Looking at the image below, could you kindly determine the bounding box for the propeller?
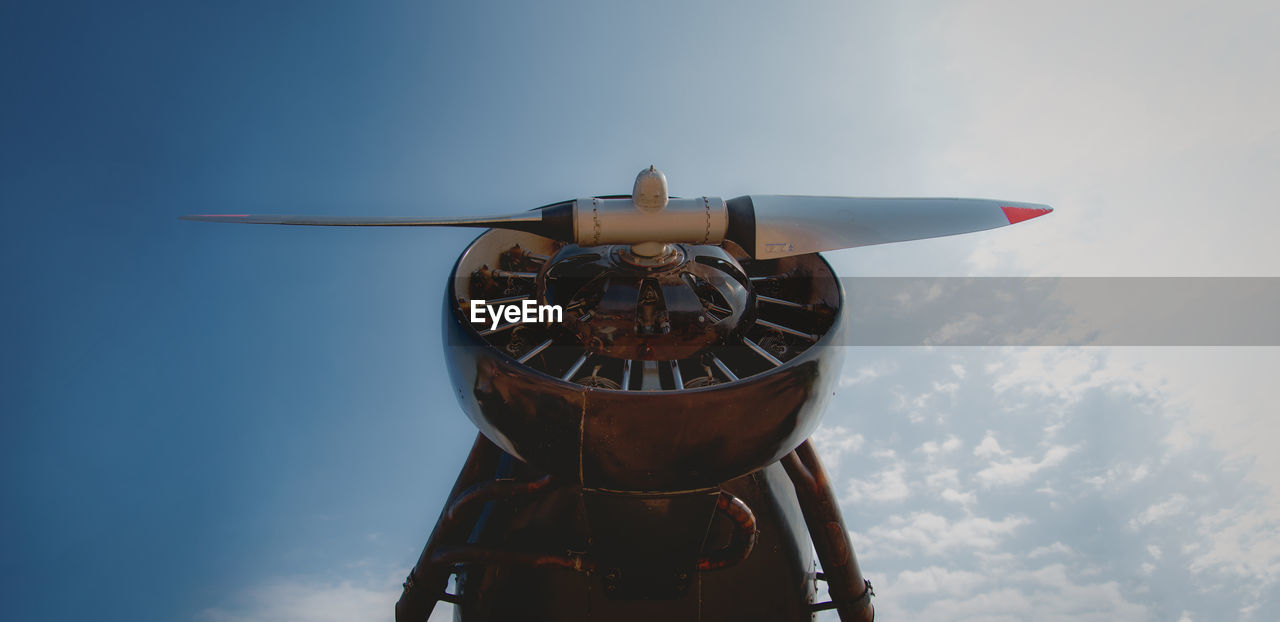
[181,200,576,238]
[731,195,1052,258]
[183,169,1051,259]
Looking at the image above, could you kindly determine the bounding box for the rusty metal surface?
[408,232,857,620]
[538,243,754,361]
[396,433,503,622]
[432,545,593,573]
[443,474,555,524]
[444,461,815,622]
[443,233,847,492]
[583,488,720,601]
[782,440,874,622]
[696,492,758,571]
[698,462,816,621]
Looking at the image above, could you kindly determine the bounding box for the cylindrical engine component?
[396,433,504,622]
[783,440,875,621]
[572,197,728,247]
[538,243,754,361]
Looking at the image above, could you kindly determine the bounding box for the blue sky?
[4,1,1279,620]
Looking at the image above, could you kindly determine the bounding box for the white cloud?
[811,424,865,474]
[876,563,1149,622]
[892,281,946,310]
[916,0,1280,280]
[840,361,897,387]
[883,565,987,597]
[1028,542,1073,559]
[855,512,1029,558]
[1163,421,1197,454]
[987,348,1154,409]
[975,444,1078,488]
[1082,463,1155,490]
[973,431,1009,459]
[924,467,960,489]
[1129,494,1190,529]
[932,381,959,396]
[925,312,984,345]
[920,435,962,456]
[940,488,976,506]
[888,2,1280,612]
[826,344,1280,619]
[1130,464,1150,483]
[897,381,962,424]
[1190,503,1280,587]
[1131,349,1280,502]
[198,572,453,622]
[847,462,911,504]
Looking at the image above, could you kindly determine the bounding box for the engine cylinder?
[538,243,754,361]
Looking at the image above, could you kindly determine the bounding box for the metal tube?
[782,440,874,622]
[709,354,739,382]
[431,545,594,573]
[442,475,555,524]
[517,338,553,364]
[756,318,818,342]
[491,270,538,279]
[561,353,590,381]
[756,294,809,310]
[696,491,759,571]
[396,434,503,622]
[479,322,518,336]
[744,337,784,367]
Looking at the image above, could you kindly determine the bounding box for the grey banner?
[835,277,1280,346]
[445,278,1280,347]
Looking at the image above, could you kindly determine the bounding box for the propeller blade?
[181,202,576,241]
[727,196,1052,258]
[181,213,535,226]
[183,194,1052,259]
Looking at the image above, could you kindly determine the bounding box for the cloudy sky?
[4,1,1277,620]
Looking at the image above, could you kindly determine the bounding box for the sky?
[3,1,1278,620]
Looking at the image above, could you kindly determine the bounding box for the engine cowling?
[444,229,846,491]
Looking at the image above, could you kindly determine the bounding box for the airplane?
[184,167,1051,621]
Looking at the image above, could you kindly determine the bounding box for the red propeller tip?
[1001,206,1052,224]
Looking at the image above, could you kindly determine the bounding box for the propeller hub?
[632,165,669,213]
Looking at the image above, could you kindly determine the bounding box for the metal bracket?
[810,578,874,613]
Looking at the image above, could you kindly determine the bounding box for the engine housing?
[444,229,845,491]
